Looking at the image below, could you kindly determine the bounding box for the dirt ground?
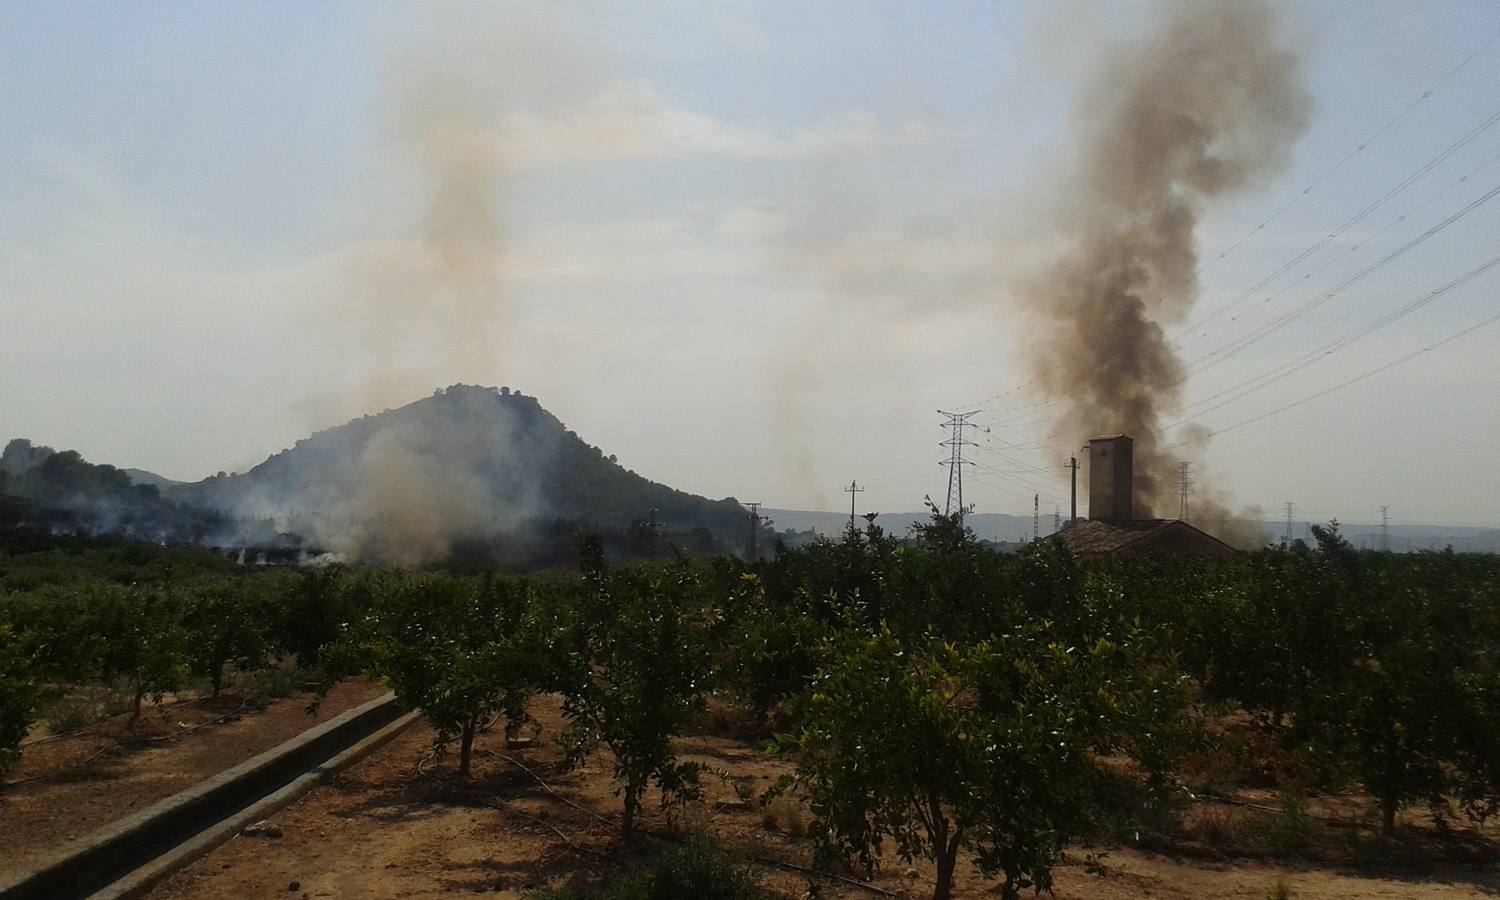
[148,695,1500,900]
[0,678,387,870]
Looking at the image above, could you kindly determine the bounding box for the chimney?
[1087,434,1134,522]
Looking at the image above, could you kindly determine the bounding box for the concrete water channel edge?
[0,691,419,900]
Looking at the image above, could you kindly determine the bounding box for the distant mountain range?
[767,509,1043,546]
[767,508,1500,554]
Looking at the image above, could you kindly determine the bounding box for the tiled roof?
[1057,518,1173,555]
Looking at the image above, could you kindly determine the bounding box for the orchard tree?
[183,579,273,697]
[1292,530,1500,836]
[556,562,713,833]
[713,570,826,721]
[0,623,38,772]
[789,623,1110,900]
[274,568,354,668]
[327,573,535,778]
[88,585,191,725]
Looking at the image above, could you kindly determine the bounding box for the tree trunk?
[458,716,477,779]
[926,795,962,900]
[129,678,145,727]
[1381,789,1397,838]
[622,787,637,835]
[932,835,961,900]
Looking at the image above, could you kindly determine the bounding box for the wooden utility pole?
[844,480,864,532]
[1066,456,1080,524]
[745,502,772,560]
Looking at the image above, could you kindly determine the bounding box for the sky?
[4,0,1500,528]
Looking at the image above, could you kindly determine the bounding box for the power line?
[972,458,1060,500]
[1165,304,1500,450]
[1182,144,1500,354]
[1183,179,1500,376]
[1175,100,1500,344]
[956,30,1500,417]
[1168,251,1500,428]
[1189,25,1500,287]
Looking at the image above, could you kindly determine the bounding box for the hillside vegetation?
[3,386,763,567]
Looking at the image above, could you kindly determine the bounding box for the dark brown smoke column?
[1024,0,1310,516]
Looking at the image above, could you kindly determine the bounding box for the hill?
[123,468,183,492]
[168,385,755,566]
[0,439,228,543]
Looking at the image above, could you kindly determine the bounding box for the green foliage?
[94,585,193,722]
[536,838,769,900]
[1285,528,1500,836]
[274,569,354,668]
[324,572,537,777]
[5,503,1500,875]
[0,623,39,771]
[183,579,274,696]
[556,561,713,832]
[713,570,826,720]
[788,623,1106,900]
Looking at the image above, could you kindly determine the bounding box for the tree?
[715,571,825,721]
[327,573,535,778]
[274,568,354,668]
[1290,530,1500,837]
[183,579,272,697]
[556,563,713,833]
[0,623,38,772]
[789,624,1106,900]
[93,585,191,725]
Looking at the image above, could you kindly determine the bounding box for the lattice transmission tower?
[1177,462,1194,522]
[937,409,979,516]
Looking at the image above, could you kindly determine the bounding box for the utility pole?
[1177,462,1194,522]
[646,507,660,561]
[1066,455,1080,523]
[1380,505,1390,553]
[745,502,772,561]
[1033,494,1040,542]
[844,480,864,531]
[938,410,979,516]
[1283,502,1295,546]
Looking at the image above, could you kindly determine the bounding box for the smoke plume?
[1020,0,1310,531]
[303,7,597,563]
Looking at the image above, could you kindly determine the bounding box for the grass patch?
[760,795,807,838]
[534,838,770,900]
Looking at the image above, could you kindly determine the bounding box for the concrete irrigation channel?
[0,692,419,900]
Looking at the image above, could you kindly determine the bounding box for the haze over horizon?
[5,1,1500,528]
